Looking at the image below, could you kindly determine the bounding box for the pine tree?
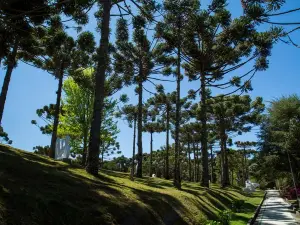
[143,109,164,177]
[155,0,199,189]
[117,104,138,180]
[209,95,264,187]
[235,141,257,185]
[86,0,159,176]
[183,0,278,187]
[147,88,176,179]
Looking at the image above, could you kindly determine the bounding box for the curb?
[247,191,267,225]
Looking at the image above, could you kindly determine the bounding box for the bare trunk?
[200,71,209,187]
[0,40,18,123]
[165,105,170,179]
[193,142,196,182]
[50,62,64,159]
[220,122,230,187]
[82,94,90,165]
[188,142,191,181]
[82,127,88,166]
[197,143,200,182]
[173,41,181,189]
[243,146,247,183]
[210,145,214,183]
[136,76,143,178]
[149,131,153,177]
[86,0,111,175]
[130,117,137,180]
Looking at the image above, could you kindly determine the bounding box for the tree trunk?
[197,143,200,182]
[243,146,247,183]
[231,170,234,186]
[188,142,191,181]
[86,0,111,175]
[200,71,209,187]
[101,142,105,168]
[165,105,170,179]
[130,117,137,180]
[136,76,143,178]
[224,137,229,186]
[193,142,196,182]
[149,131,153,177]
[220,124,230,187]
[210,145,214,183]
[0,40,18,123]
[173,40,181,189]
[49,61,64,159]
[82,127,88,166]
[82,93,91,166]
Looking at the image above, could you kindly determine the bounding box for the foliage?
[255,95,300,186]
[0,126,12,144]
[231,200,245,213]
[218,210,232,225]
[33,145,50,156]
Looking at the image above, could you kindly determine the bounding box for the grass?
[0,144,264,225]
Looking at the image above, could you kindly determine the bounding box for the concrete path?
[255,190,297,225]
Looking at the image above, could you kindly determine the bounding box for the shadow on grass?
[0,145,189,225]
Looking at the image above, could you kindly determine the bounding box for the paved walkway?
[255,190,297,225]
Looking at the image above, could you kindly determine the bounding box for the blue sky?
[1,0,299,158]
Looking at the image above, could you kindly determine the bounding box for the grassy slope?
[0,145,263,225]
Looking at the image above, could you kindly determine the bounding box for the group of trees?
[0,0,299,189]
[252,95,300,189]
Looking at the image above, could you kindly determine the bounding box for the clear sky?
[1,0,299,158]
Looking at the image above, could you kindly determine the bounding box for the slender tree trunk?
[220,141,224,185]
[210,145,214,183]
[231,170,234,186]
[224,136,229,186]
[100,142,105,168]
[188,142,191,181]
[82,93,91,165]
[165,105,170,179]
[193,142,196,182]
[82,127,88,166]
[130,117,137,180]
[220,124,230,187]
[49,62,64,159]
[173,14,182,189]
[86,0,111,175]
[149,131,153,177]
[136,76,143,178]
[200,71,209,187]
[0,40,18,123]
[243,146,247,182]
[82,95,90,166]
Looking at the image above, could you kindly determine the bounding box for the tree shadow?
[0,146,193,225]
[134,177,174,189]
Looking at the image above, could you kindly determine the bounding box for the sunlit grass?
[0,144,263,225]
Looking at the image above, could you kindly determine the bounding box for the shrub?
[231,199,245,212]
[218,210,232,225]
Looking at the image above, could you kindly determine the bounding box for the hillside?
[0,145,263,225]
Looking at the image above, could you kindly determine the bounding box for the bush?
[218,210,232,225]
[231,199,245,212]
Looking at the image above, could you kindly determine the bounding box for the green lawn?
[0,144,264,225]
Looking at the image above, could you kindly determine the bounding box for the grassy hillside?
[0,145,263,225]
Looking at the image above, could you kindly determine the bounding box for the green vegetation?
[1,1,300,224]
[0,145,263,225]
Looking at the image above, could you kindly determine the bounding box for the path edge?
[247,191,267,225]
